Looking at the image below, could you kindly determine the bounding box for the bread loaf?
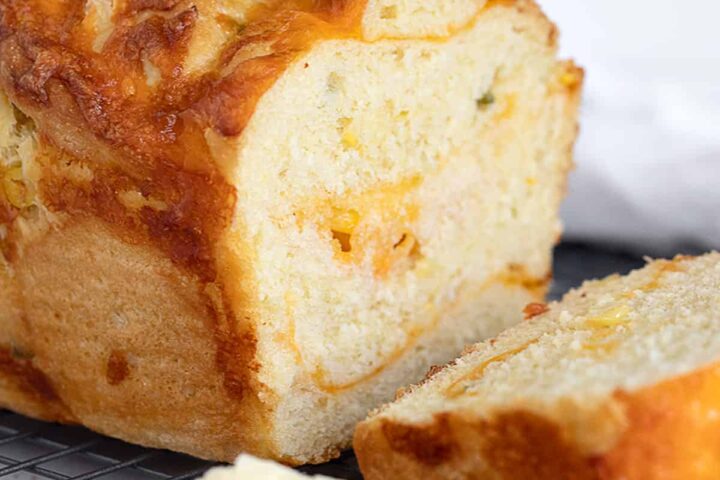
[0,0,580,463]
[355,253,720,479]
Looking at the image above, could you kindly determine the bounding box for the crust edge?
[355,361,720,480]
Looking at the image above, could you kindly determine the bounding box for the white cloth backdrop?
[539,1,720,254]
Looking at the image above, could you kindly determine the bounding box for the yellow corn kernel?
[581,304,631,354]
[585,304,631,329]
[330,207,360,234]
[341,130,359,149]
[339,117,360,150]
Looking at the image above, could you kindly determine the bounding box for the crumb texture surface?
[356,253,720,479]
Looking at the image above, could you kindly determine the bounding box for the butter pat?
[202,455,338,480]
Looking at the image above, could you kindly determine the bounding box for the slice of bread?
[355,253,720,479]
[0,0,580,464]
[202,455,337,480]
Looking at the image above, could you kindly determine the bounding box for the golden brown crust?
[598,363,720,479]
[355,363,720,480]
[355,409,597,480]
[0,347,76,422]
[1,216,273,461]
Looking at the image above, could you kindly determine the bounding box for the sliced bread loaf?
[355,253,720,479]
[0,0,580,463]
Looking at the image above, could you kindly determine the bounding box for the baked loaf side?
[0,0,581,463]
[355,253,720,480]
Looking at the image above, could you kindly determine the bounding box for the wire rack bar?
[0,411,217,479]
[0,430,39,446]
[23,466,72,480]
[166,467,219,480]
[0,440,100,476]
[69,451,163,480]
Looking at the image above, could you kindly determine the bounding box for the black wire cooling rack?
[0,410,362,480]
[0,243,646,480]
[0,410,217,480]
